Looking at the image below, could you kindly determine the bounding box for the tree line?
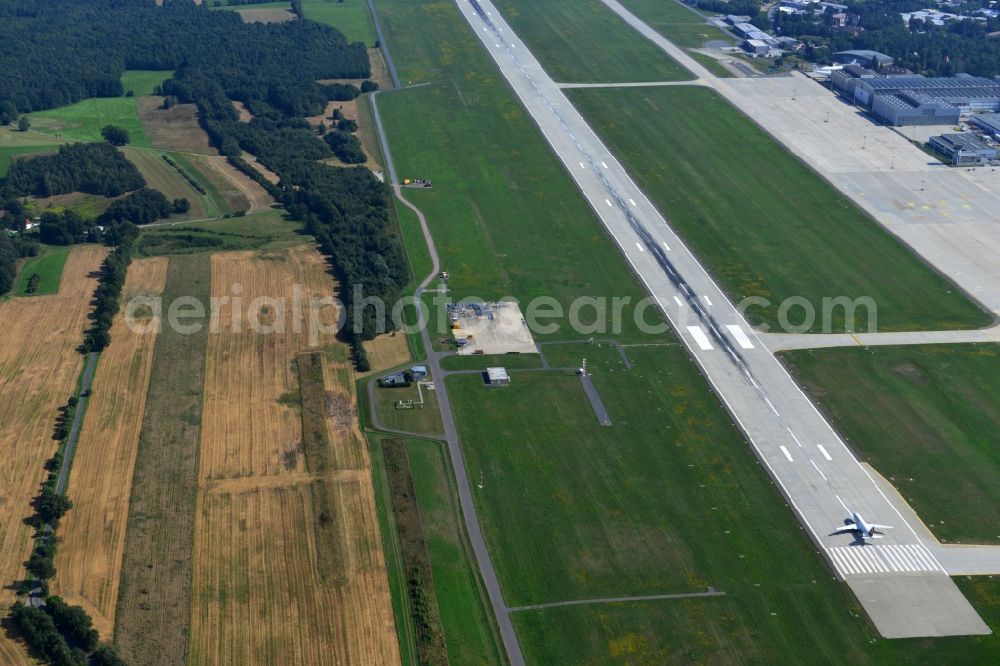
[2,143,145,199]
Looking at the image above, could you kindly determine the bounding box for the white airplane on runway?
[832,512,892,542]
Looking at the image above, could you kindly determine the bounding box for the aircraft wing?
[870,524,893,531]
[831,525,856,534]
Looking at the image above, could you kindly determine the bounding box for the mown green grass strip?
[568,86,989,332]
[783,344,1000,545]
[494,0,692,83]
[14,247,71,296]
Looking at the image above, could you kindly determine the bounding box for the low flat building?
[743,38,769,56]
[410,365,428,380]
[928,133,998,165]
[485,367,510,386]
[971,113,1000,137]
[379,372,409,387]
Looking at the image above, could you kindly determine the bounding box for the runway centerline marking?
[810,459,827,481]
[703,295,713,306]
[604,199,612,207]
[636,243,645,253]
[629,198,637,206]
[686,326,713,350]
[601,161,608,169]
[662,241,671,251]
[779,445,794,462]
[673,296,684,307]
[725,325,754,350]
[764,396,779,416]
[817,444,833,461]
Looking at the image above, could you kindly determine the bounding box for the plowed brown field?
[188,247,399,665]
[0,246,107,664]
[51,257,168,638]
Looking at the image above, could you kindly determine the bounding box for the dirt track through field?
[188,247,400,665]
[0,246,107,664]
[52,258,168,638]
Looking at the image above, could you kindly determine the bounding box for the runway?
[454,0,991,637]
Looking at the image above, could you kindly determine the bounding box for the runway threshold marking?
[686,326,713,350]
[829,545,941,575]
[817,444,833,461]
[725,325,754,349]
[779,445,793,462]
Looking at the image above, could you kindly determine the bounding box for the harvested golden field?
[361,331,411,375]
[243,152,280,184]
[193,154,273,213]
[189,247,399,665]
[51,257,168,639]
[122,146,210,220]
[138,96,218,155]
[0,246,107,663]
[237,7,296,23]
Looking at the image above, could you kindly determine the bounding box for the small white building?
[485,367,510,386]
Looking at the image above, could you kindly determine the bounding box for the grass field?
[0,246,106,665]
[13,246,71,296]
[619,0,735,49]
[114,253,210,664]
[375,0,670,344]
[373,379,443,437]
[0,126,66,176]
[29,97,152,147]
[567,86,989,332]
[494,0,691,83]
[188,247,399,665]
[302,0,377,45]
[120,70,173,96]
[783,344,1000,545]
[52,258,168,638]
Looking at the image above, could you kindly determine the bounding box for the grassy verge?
[28,97,151,147]
[440,354,543,371]
[619,0,734,49]
[381,438,448,665]
[367,434,420,665]
[113,253,209,663]
[688,50,735,77]
[406,438,507,665]
[14,247,71,296]
[567,86,989,332]
[782,344,1000,545]
[493,0,691,83]
[302,0,377,45]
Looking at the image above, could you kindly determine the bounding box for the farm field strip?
[188,246,399,665]
[0,246,107,664]
[52,257,169,638]
[28,97,152,147]
[121,146,215,220]
[114,253,211,664]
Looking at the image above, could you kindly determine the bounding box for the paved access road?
[455,0,990,638]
